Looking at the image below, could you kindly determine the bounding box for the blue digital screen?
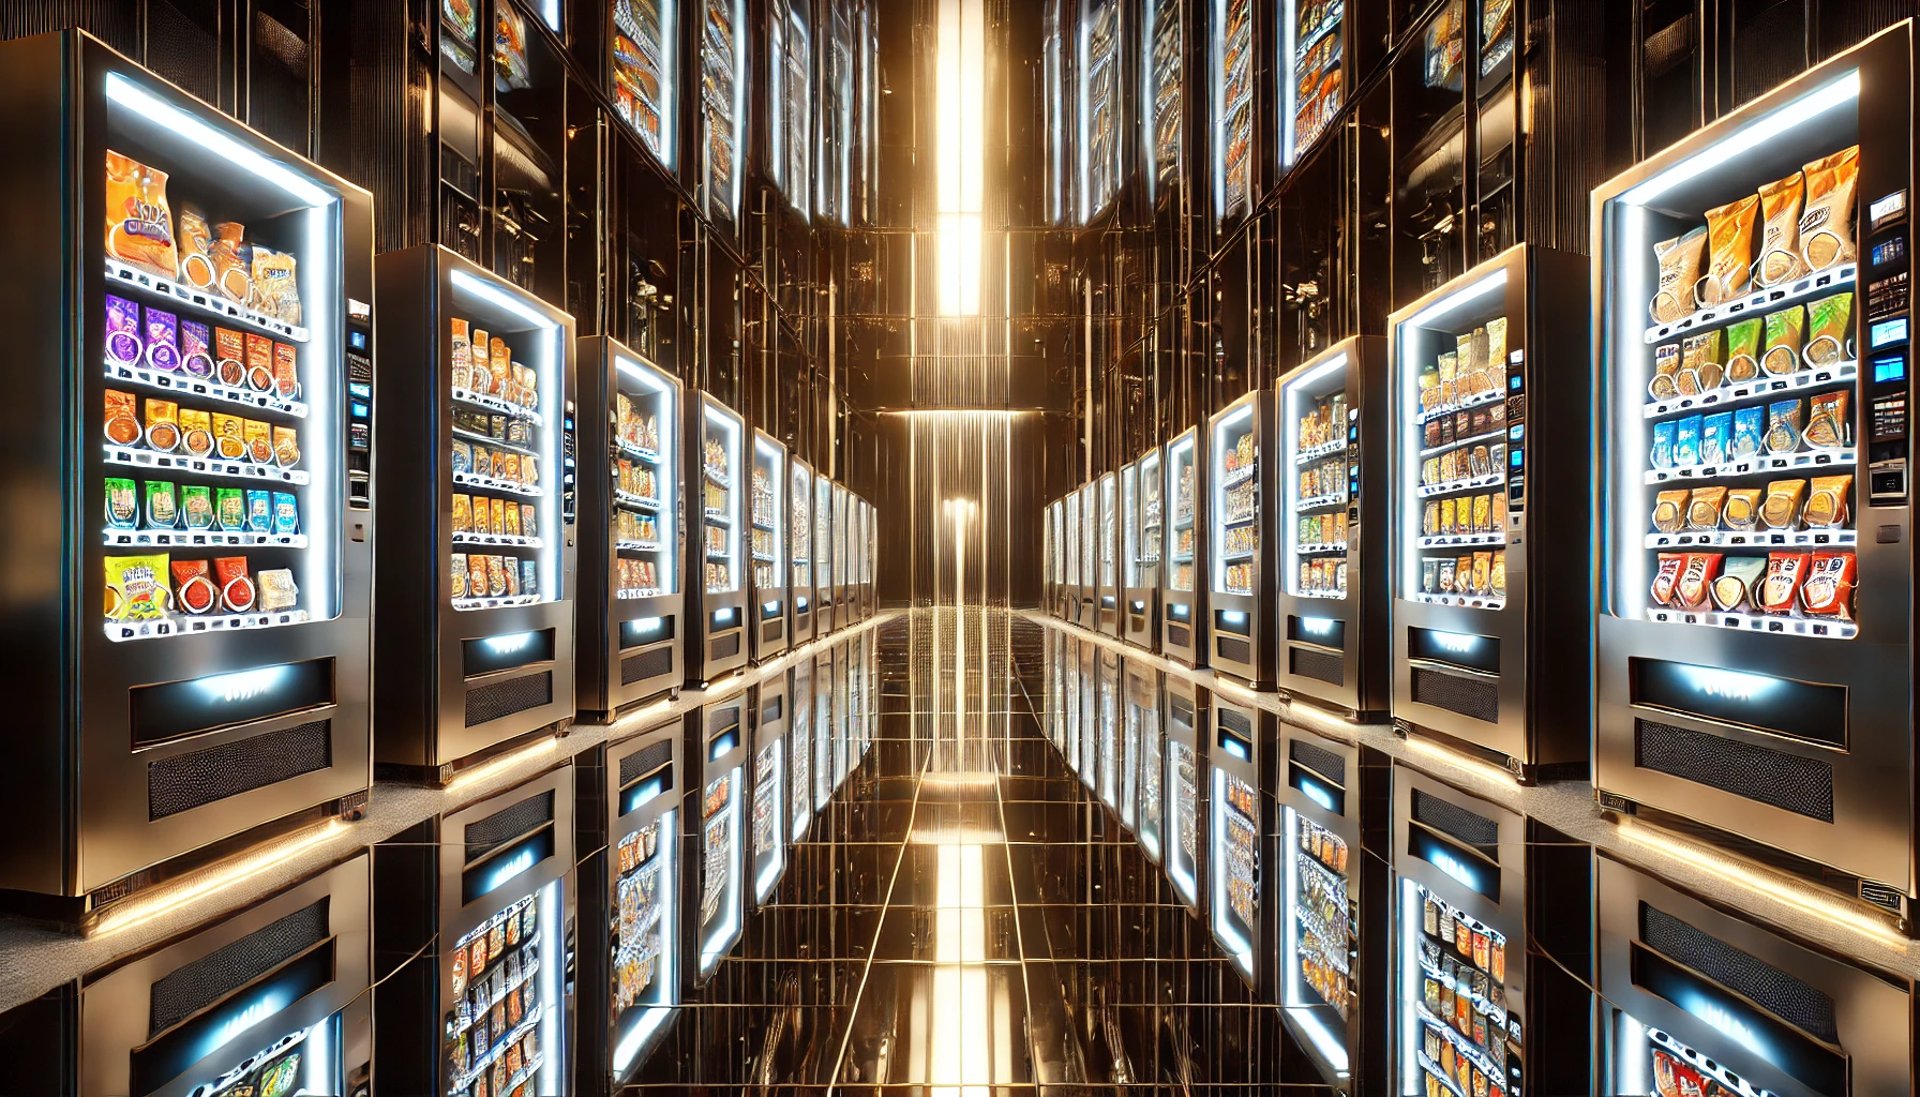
[349,381,372,398]
[350,401,370,419]
[1871,317,1909,348]
[1509,449,1524,468]
[1874,354,1907,384]
[348,330,368,350]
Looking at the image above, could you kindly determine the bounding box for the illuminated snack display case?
[1282,0,1344,167]
[1389,244,1591,779]
[1076,635,1099,789]
[749,430,789,662]
[814,474,837,634]
[1208,697,1273,988]
[688,692,747,982]
[750,675,789,906]
[1078,0,1122,220]
[0,32,378,921]
[1598,852,1910,1097]
[1127,661,1163,860]
[685,394,748,685]
[1163,676,1208,914]
[858,497,876,618]
[789,657,815,839]
[1045,497,1064,619]
[697,0,746,231]
[832,482,854,623]
[1592,26,1920,913]
[1077,480,1100,627]
[609,0,678,168]
[1064,485,1085,626]
[1122,446,1164,650]
[1162,426,1208,667]
[576,716,681,1091]
[1096,646,1124,814]
[1210,0,1258,225]
[1278,723,1365,1091]
[1143,0,1182,201]
[1096,470,1122,636]
[789,458,816,643]
[1208,391,1282,688]
[577,336,681,718]
[1278,336,1391,719]
[811,646,836,814]
[78,856,371,1097]
[374,245,576,783]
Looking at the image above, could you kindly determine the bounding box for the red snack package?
[1759,552,1810,615]
[1800,551,1856,618]
[213,555,255,612]
[1674,553,1723,611]
[1650,553,1685,606]
[171,559,218,615]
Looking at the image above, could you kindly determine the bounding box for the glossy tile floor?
[628,610,1316,1093]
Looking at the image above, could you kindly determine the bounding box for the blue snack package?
[1700,412,1732,466]
[1650,421,1676,469]
[1674,414,1703,467]
[272,491,299,535]
[1731,406,1764,458]
[245,488,273,533]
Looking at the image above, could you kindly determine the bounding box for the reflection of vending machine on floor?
[750,674,790,906]
[689,692,747,984]
[1128,661,1164,861]
[1208,696,1273,990]
[1163,675,1208,916]
[1277,722,1368,1093]
[1097,645,1123,812]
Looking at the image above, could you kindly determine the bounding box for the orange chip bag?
[105,150,178,279]
[1800,551,1856,619]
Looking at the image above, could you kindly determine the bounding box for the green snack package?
[1761,306,1806,375]
[144,480,178,529]
[1724,317,1763,382]
[215,486,246,531]
[181,484,214,529]
[104,477,139,529]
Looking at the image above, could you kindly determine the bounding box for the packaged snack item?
[452,494,472,533]
[489,337,510,394]
[244,419,273,464]
[1761,306,1804,375]
[1724,317,1763,382]
[257,568,299,612]
[1758,478,1807,530]
[1674,415,1702,466]
[144,480,179,529]
[1721,487,1763,530]
[503,558,521,596]
[1471,494,1491,532]
[451,440,472,475]
[212,412,247,460]
[470,329,491,392]
[451,555,469,599]
[1651,227,1708,324]
[1649,421,1675,469]
[272,341,299,398]
[467,553,491,597]
[1700,412,1732,466]
[180,321,214,378]
[1649,344,1681,398]
[215,487,246,530]
[1804,390,1849,449]
[489,497,507,535]
[1765,399,1804,454]
[104,389,141,446]
[104,477,139,529]
[1700,194,1759,305]
[1799,146,1859,269]
[210,222,253,304]
[1685,486,1727,530]
[1438,559,1456,594]
[1650,489,1689,533]
[521,504,537,538]
[178,410,215,459]
[104,150,179,279]
[1760,552,1810,614]
[273,425,301,467]
[1710,556,1768,612]
[1755,171,1808,285]
[1800,551,1856,618]
[272,492,299,535]
[251,247,301,326]
[1484,318,1508,381]
[472,494,493,535]
[176,207,215,288]
[106,294,143,368]
[1675,553,1722,610]
[215,556,256,612]
[1678,331,1721,391]
[501,452,521,482]
[1803,292,1852,367]
[181,485,213,529]
[245,333,275,392]
[215,327,246,386]
[504,499,522,535]
[1422,500,1439,535]
[487,556,509,598]
[105,553,170,621]
[1489,493,1506,529]
[472,444,493,480]
[1731,405,1765,459]
[245,489,273,533]
[1804,474,1852,528]
[144,398,180,452]
[451,318,473,389]
[172,558,218,615]
[1488,553,1505,596]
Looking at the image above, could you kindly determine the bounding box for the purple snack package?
[180,320,214,378]
[106,294,142,368]
[144,307,180,372]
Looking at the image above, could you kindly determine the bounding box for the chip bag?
[104,151,178,279]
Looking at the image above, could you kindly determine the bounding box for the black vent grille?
[619,740,674,787]
[762,620,783,643]
[1635,719,1834,823]
[711,632,741,660]
[1290,647,1344,686]
[621,646,673,686]
[1166,623,1190,648]
[1289,740,1346,787]
[148,899,329,1037]
[1412,789,1499,854]
[145,0,219,106]
[1641,903,1838,1042]
[1216,637,1251,665]
[1410,667,1499,724]
[1219,708,1252,737]
[464,672,553,728]
[148,719,332,821]
[464,791,554,864]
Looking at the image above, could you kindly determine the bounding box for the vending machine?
[1122,446,1165,650]
[1164,676,1208,914]
[1208,698,1273,989]
[1128,661,1164,862]
[0,31,377,920]
[750,675,790,906]
[1389,244,1592,780]
[373,765,574,1097]
[859,497,877,618]
[1162,426,1209,667]
[1045,497,1063,618]
[689,691,748,983]
[1208,391,1283,688]
[1077,637,1099,788]
[1097,470,1122,636]
[1210,0,1259,227]
[1277,336,1391,719]
[1597,852,1910,1097]
[814,475,837,635]
[789,657,815,841]
[749,430,790,662]
[78,856,371,1097]
[576,336,681,718]
[788,457,816,643]
[686,394,749,686]
[1278,723,1365,1091]
[608,0,679,169]
[1592,25,1920,917]
[576,715,681,1091]
[832,639,854,788]
[1280,0,1346,169]
[1097,645,1124,814]
[832,482,854,623]
[1076,480,1099,627]
[375,245,577,784]
[812,646,836,815]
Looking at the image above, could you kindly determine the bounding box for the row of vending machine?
[0,32,878,930]
[1044,626,1913,1097]
[4,630,877,1097]
[1044,24,1920,940]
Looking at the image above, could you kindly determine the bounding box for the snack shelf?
[1292,906,1351,976]
[751,551,775,563]
[704,507,730,525]
[1410,591,1506,611]
[1298,845,1346,889]
[1172,551,1194,562]
[751,520,775,533]
[1414,1004,1503,1083]
[1295,492,1348,511]
[1220,463,1256,488]
[105,360,310,418]
[452,469,542,497]
[1644,528,1855,549]
[706,550,729,562]
[104,258,311,343]
[1294,6,1342,60]
[703,467,731,489]
[105,444,310,486]
[1297,541,1348,555]
[1222,511,1256,529]
[616,587,665,600]
[103,529,307,549]
[451,385,543,426]
[1415,1051,1471,1097]
[616,539,663,552]
[1642,359,1858,419]
[615,489,661,511]
[1643,446,1854,485]
[1417,531,1505,549]
[448,957,541,1039]
[1415,387,1504,426]
[450,1007,543,1093]
[1293,588,1344,601]
[104,608,311,643]
[1417,472,1504,498]
[1644,605,1858,639]
[1419,427,1506,459]
[452,425,538,457]
[1294,437,1344,462]
[452,593,541,611]
[1222,548,1256,562]
[453,532,544,549]
[618,440,662,462]
[1641,263,1857,345]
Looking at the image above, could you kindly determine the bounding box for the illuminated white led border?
[1210,767,1256,978]
[705,400,745,594]
[1165,430,1197,596]
[754,435,787,582]
[1167,738,1199,906]
[755,741,787,902]
[1283,351,1350,600]
[1099,472,1118,589]
[1282,807,1352,1077]
[699,769,744,973]
[612,807,679,1075]
[616,355,679,594]
[1210,400,1257,598]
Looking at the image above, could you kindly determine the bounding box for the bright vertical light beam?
[937,0,985,314]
